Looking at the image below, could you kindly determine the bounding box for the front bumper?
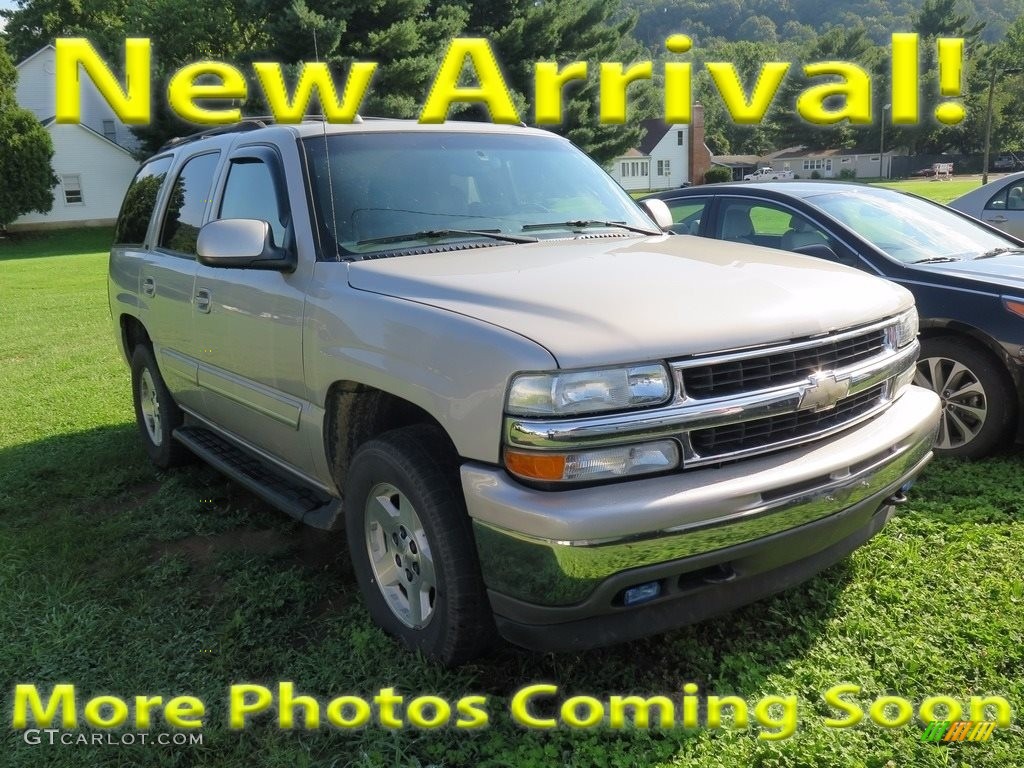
[461,385,940,650]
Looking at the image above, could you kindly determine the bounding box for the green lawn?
[874,177,982,204]
[1,228,1022,766]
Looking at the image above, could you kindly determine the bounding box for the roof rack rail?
[157,113,369,152]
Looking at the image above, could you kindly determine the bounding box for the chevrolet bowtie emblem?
[799,372,850,412]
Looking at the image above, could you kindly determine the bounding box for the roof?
[39,116,137,157]
[711,155,761,167]
[772,147,893,160]
[14,44,56,70]
[158,118,563,152]
[638,119,674,156]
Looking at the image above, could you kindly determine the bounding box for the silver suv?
[109,118,940,664]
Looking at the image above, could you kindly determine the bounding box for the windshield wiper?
[911,256,963,264]
[974,246,1023,259]
[521,219,660,236]
[357,228,538,246]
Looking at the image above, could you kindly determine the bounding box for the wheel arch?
[119,313,151,362]
[323,381,459,496]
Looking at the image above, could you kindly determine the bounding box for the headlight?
[893,308,919,348]
[507,364,672,417]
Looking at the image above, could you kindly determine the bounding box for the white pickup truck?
[109,118,939,664]
[744,167,794,181]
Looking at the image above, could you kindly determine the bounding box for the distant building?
[11,45,141,230]
[766,147,894,180]
[709,154,762,181]
[607,106,712,190]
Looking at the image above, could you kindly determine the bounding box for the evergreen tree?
[0,39,59,231]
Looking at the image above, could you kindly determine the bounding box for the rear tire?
[344,425,493,665]
[914,336,1016,458]
[131,345,189,468]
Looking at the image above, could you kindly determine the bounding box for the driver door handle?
[987,215,1008,223]
[195,288,212,314]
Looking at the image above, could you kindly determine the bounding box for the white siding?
[13,123,140,227]
[607,123,692,191]
[610,157,653,191]
[648,126,689,189]
[16,46,141,152]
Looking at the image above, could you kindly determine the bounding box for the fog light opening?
[621,581,662,607]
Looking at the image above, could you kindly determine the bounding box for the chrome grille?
[681,328,886,399]
[690,384,886,458]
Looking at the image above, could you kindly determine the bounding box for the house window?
[62,174,83,205]
[663,159,670,175]
[103,120,116,141]
[677,130,684,145]
[657,160,663,175]
[621,161,628,177]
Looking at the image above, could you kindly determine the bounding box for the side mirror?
[196,219,295,272]
[639,198,674,230]
[793,243,840,262]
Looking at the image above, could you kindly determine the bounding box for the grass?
[1,223,1022,767]
[874,178,982,204]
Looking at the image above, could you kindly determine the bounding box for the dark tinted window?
[113,157,172,245]
[219,159,287,247]
[159,152,220,256]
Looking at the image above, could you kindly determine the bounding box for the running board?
[173,426,343,530]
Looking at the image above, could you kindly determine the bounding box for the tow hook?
[887,491,909,505]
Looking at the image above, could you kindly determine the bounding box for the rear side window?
[159,152,221,256]
[113,156,172,245]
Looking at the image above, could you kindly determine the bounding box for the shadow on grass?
[0,423,871,766]
[0,227,114,261]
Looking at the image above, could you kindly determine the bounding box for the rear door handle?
[195,288,212,313]
[987,215,1008,223]
[142,276,156,297]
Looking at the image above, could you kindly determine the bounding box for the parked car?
[743,166,793,181]
[993,153,1022,171]
[949,170,1024,240]
[643,181,1024,458]
[110,122,938,664]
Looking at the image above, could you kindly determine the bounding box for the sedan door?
[974,180,1024,239]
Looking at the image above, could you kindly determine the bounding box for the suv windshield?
[302,131,654,257]
[809,187,1017,263]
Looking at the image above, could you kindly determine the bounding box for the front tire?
[914,336,1016,458]
[131,345,189,468]
[344,425,493,665]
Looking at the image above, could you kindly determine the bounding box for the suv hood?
[347,235,912,368]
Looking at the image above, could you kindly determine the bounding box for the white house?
[607,108,712,191]
[12,45,141,230]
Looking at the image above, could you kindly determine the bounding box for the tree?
[772,28,881,151]
[0,39,58,231]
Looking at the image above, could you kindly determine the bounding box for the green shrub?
[703,166,732,183]
[810,170,822,179]
[838,168,857,180]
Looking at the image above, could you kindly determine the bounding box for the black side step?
[173,426,343,530]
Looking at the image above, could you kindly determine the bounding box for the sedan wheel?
[914,356,987,450]
[914,337,1016,458]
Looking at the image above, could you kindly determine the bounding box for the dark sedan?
[642,181,1024,458]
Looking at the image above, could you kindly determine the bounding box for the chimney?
[688,103,712,185]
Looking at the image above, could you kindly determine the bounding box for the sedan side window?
[985,183,1024,211]
[716,200,858,266]
[219,157,290,248]
[664,197,710,235]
